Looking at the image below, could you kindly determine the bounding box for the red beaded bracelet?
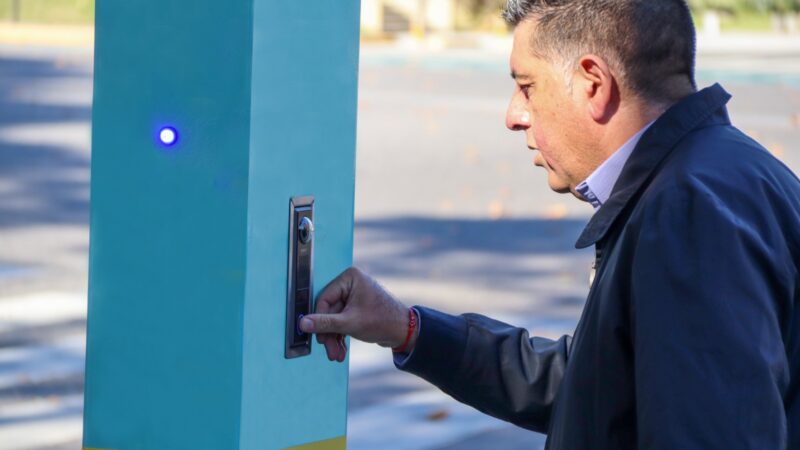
[392,308,417,353]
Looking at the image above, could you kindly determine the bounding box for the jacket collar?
[575,83,733,249]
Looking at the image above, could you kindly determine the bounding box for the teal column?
[83,1,360,449]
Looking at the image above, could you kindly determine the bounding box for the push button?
[291,293,310,347]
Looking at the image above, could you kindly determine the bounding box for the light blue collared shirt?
[576,122,654,211]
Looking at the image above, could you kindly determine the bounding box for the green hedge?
[688,0,799,13]
[0,0,94,24]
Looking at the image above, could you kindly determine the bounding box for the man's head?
[503,0,696,194]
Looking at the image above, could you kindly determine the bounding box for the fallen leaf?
[543,203,568,220]
[791,113,800,128]
[488,200,506,220]
[744,129,761,139]
[463,145,480,165]
[427,409,450,421]
[768,142,785,159]
[439,199,454,212]
[495,161,512,175]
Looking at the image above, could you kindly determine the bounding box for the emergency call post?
[83,1,361,449]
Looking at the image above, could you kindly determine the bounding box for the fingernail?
[300,317,314,333]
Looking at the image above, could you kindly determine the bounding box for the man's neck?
[570,100,668,200]
[570,85,697,200]
[598,101,666,162]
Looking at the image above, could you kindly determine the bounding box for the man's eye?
[520,85,532,98]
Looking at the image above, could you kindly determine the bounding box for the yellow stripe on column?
[285,435,347,450]
[83,437,345,450]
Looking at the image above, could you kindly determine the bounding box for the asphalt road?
[0,40,799,449]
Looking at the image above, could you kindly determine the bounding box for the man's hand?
[298,267,414,362]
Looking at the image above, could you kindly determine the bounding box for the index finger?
[315,268,355,311]
[314,292,345,345]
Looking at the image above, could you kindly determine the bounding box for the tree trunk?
[413,0,428,38]
[784,13,798,33]
[11,0,21,23]
[702,10,721,37]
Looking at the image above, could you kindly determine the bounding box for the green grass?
[693,11,778,32]
[721,12,775,31]
[0,0,94,25]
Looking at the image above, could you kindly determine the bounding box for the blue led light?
[158,127,178,146]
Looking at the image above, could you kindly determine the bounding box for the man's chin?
[547,177,572,194]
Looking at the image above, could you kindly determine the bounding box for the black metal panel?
[285,196,314,358]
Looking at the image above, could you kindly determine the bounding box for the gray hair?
[502,0,696,103]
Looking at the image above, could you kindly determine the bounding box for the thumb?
[300,313,348,335]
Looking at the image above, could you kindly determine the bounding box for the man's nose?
[506,93,530,131]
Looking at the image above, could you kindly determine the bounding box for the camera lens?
[298,217,314,244]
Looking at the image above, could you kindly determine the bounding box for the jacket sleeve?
[630,185,793,449]
[394,306,570,432]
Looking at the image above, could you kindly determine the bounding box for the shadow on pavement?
[356,216,586,258]
[0,141,89,227]
[354,216,591,302]
[0,55,91,229]
[0,56,91,124]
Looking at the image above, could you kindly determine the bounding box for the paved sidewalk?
[0,24,93,48]
[0,292,85,450]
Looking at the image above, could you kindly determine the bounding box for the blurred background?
[0,1,798,449]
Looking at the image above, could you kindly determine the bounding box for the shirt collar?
[576,121,655,211]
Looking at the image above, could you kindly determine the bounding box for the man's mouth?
[533,151,546,168]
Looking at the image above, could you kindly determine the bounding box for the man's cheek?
[531,120,549,153]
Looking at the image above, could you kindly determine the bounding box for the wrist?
[406,307,420,352]
[392,307,419,353]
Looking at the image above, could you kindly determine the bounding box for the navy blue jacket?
[396,84,800,449]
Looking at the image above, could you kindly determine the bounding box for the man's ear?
[575,54,617,124]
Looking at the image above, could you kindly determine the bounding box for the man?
[299,1,800,448]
